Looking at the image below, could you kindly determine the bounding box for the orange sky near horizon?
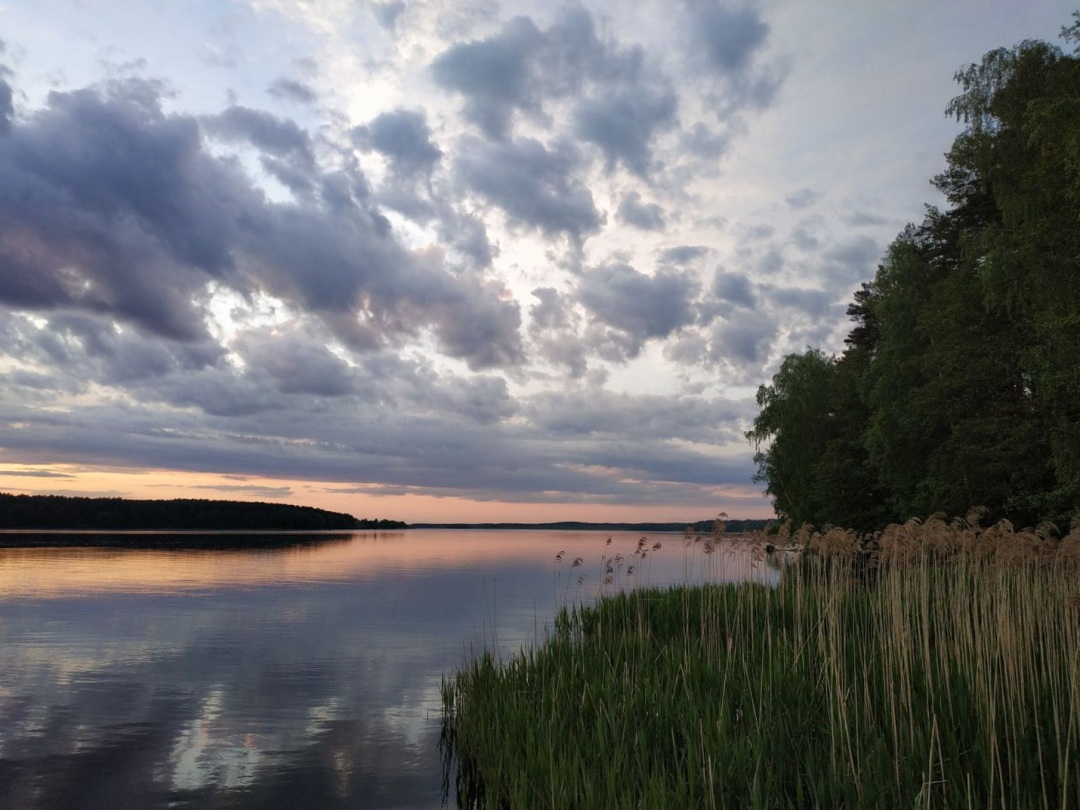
[0,464,775,523]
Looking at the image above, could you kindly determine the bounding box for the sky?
[0,1,1075,523]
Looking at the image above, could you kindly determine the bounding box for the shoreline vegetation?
[410,519,769,533]
[0,492,767,538]
[0,493,404,535]
[441,513,1080,808]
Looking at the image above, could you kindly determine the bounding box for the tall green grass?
[442,514,1080,808]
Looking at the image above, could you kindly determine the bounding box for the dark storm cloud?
[617,192,666,231]
[0,77,524,369]
[430,16,544,139]
[267,77,318,105]
[455,135,601,241]
[578,263,699,351]
[353,109,442,176]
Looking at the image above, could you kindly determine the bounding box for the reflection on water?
[0,530,776,809]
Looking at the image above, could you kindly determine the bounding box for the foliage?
[748,19,1080,528]
[442,520,1080,808]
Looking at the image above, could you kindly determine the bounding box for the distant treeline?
[408,519,771,533]
[748,26,1080,531]
[0,493,405,531]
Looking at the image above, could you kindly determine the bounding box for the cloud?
[455,135,601,242]
[0,77,524,369]
[0,7,805,516]
[785,188,816,209]
[524,388,746,444]
[659,245,709,265]
[431,7,679,178]
[617,192,666,231]
[844,210,888,227]
[202,105,315,165]
[712,270,757,310]
[765,286,841,319]
[663,330,709,365]
[529,287,587,376]
[372,1,406,31]
[0,78,12,135]
[354,109,442,176]
[0,469,75,478]
[430,16,544,139]
[691,3,769,74]
[232,328,356,397]
[267,77,318,105]
[823,235,881,283]
[681,122,730,160]
[578,263,699,355]
[790,223,820,251]
[573,84,677,176]
[0,80,242,341]
[709,315,774,370]
[435,209,495,269]
[189,483,293,497]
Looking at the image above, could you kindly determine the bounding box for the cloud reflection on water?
[0,530,776,808]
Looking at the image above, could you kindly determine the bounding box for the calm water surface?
[0,529,777,809]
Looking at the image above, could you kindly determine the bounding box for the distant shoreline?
[407,519,771,533]
[0,529,359,550]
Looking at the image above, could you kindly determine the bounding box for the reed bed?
[441,513,1080,808]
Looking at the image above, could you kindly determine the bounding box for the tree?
[747,15,1080,528]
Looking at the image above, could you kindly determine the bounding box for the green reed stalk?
[443,519,1080,808]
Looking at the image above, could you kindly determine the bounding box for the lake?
[0,529,779,809]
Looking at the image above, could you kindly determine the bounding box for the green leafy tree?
[748,15,1080,528]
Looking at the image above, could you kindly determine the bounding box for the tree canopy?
[748,17,1080,530]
